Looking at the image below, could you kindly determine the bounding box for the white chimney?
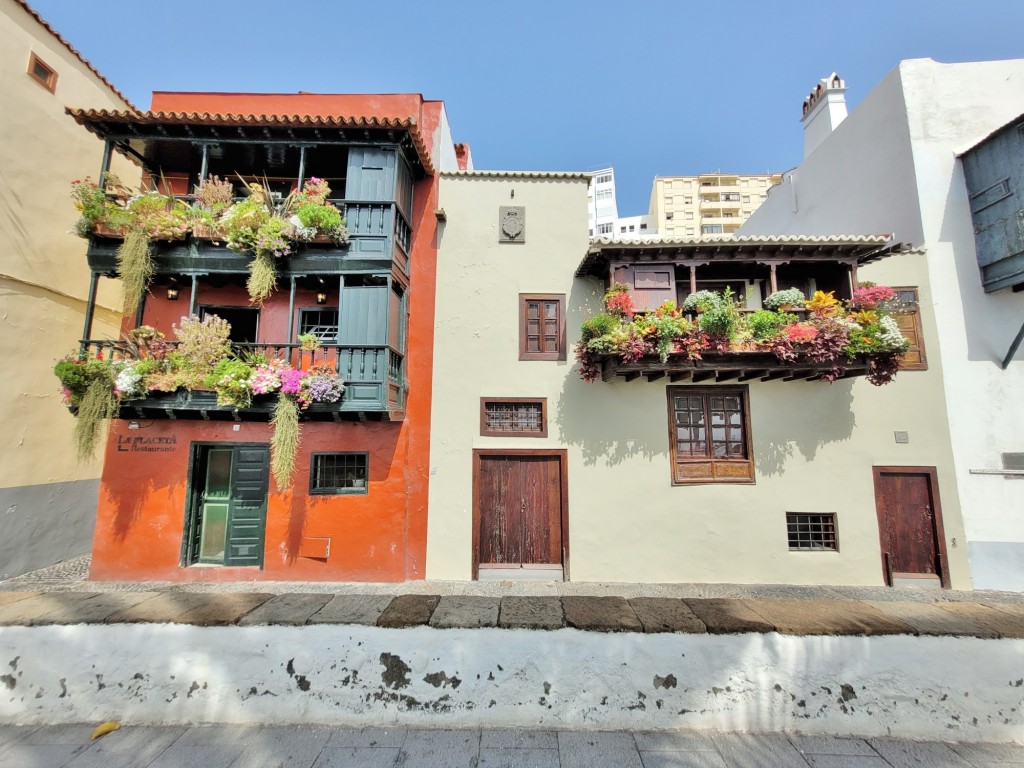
[801,73,847,158]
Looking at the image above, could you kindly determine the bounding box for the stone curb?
[0,590,1019,638]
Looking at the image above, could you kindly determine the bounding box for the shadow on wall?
[106,475,162,543]
[755,380,856,478]
[558,272,857,475]
[939,164,1024,365]
[557,281,668,468]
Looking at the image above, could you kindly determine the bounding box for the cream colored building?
[650,172,783,237]
[0,0,133,577]
[428,169,970,588]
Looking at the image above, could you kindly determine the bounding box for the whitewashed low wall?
[0,625,1022,742]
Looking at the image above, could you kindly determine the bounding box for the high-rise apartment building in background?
[589,167,781,240]
[649,172,783,237]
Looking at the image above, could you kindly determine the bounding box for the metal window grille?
[786,513,838,551]
[484,401,544,434]
[310,453,368,494]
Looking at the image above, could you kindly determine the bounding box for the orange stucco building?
[70,92,466,581]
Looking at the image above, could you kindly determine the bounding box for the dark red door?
[478,455,562,569]
[873,468,945,585]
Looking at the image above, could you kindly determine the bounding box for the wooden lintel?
[623,371,641,382]
[645,371,666,382]
[669,371,693,383]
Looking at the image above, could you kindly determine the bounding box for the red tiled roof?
[64,108,435,173]
[14,0,135,109]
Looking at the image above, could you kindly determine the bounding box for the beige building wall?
[0,0,132,576]
[650,173,783,237]
[429,173,969,587]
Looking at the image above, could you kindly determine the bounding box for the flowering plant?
[577,284,911,387]
[250,359,287,395]
[850,283,897,310]
[785,323,819,343]
[763,288,806,310]
[301,366,345,406]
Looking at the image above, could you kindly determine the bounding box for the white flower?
[878,315,911,351]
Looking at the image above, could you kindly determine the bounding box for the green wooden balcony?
[78,340,405,422]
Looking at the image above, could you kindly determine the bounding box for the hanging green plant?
[116,229,154,316]
[270,392,301,491]
[73,377,118,462]
[247,251,278,304]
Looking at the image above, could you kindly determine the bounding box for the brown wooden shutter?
[631,266,676,311]
[519,294,566,360]
[889,288,927,370]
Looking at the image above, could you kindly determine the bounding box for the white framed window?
[597,222,613,234]
[685,212,694,220]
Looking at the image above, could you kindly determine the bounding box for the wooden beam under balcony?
[590,351,873,384]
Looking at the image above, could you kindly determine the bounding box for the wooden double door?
[873,466,949,588]
[473,451,567,579]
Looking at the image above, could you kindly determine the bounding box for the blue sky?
[30,0,1024,216]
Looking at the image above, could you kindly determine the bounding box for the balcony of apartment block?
[576,235,912,385]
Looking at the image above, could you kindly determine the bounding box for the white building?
[587,166,656,239]
[742,58,1024,591]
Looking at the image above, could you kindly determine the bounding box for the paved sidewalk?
[1,724,1022,768]
[0,585,1022,637]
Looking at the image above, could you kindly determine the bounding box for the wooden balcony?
[81,341,405,421]
[594,349,874,383]
[86,200,412,278]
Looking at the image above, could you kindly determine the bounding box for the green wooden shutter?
[224,445,269,567]
[345,147,396,202]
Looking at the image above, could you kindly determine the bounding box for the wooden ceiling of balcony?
[65,108,434,175]
[576,235,905,277]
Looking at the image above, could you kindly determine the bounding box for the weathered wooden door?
[873,467,947,587]
[476,454,564,577]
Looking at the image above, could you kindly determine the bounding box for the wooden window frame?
[309,452,369,496]
[519,294,566,361]
[786,512,839,552]
[480,397,548,438]
[27,52,57,93]
[886,286,927,371]
[667,385,755,485]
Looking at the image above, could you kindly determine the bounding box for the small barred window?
[480,399,547,437]
[786,513,838,551]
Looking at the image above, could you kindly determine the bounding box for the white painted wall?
[431,174,969,587]
[1,625,1021,742]
[743,58,1024,591]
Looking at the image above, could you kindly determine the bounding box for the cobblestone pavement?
[0,724,1020,767]
[3,556,1023,605]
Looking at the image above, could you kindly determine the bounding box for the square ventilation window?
[786,513,838,552]
[1002,453,1024,471]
